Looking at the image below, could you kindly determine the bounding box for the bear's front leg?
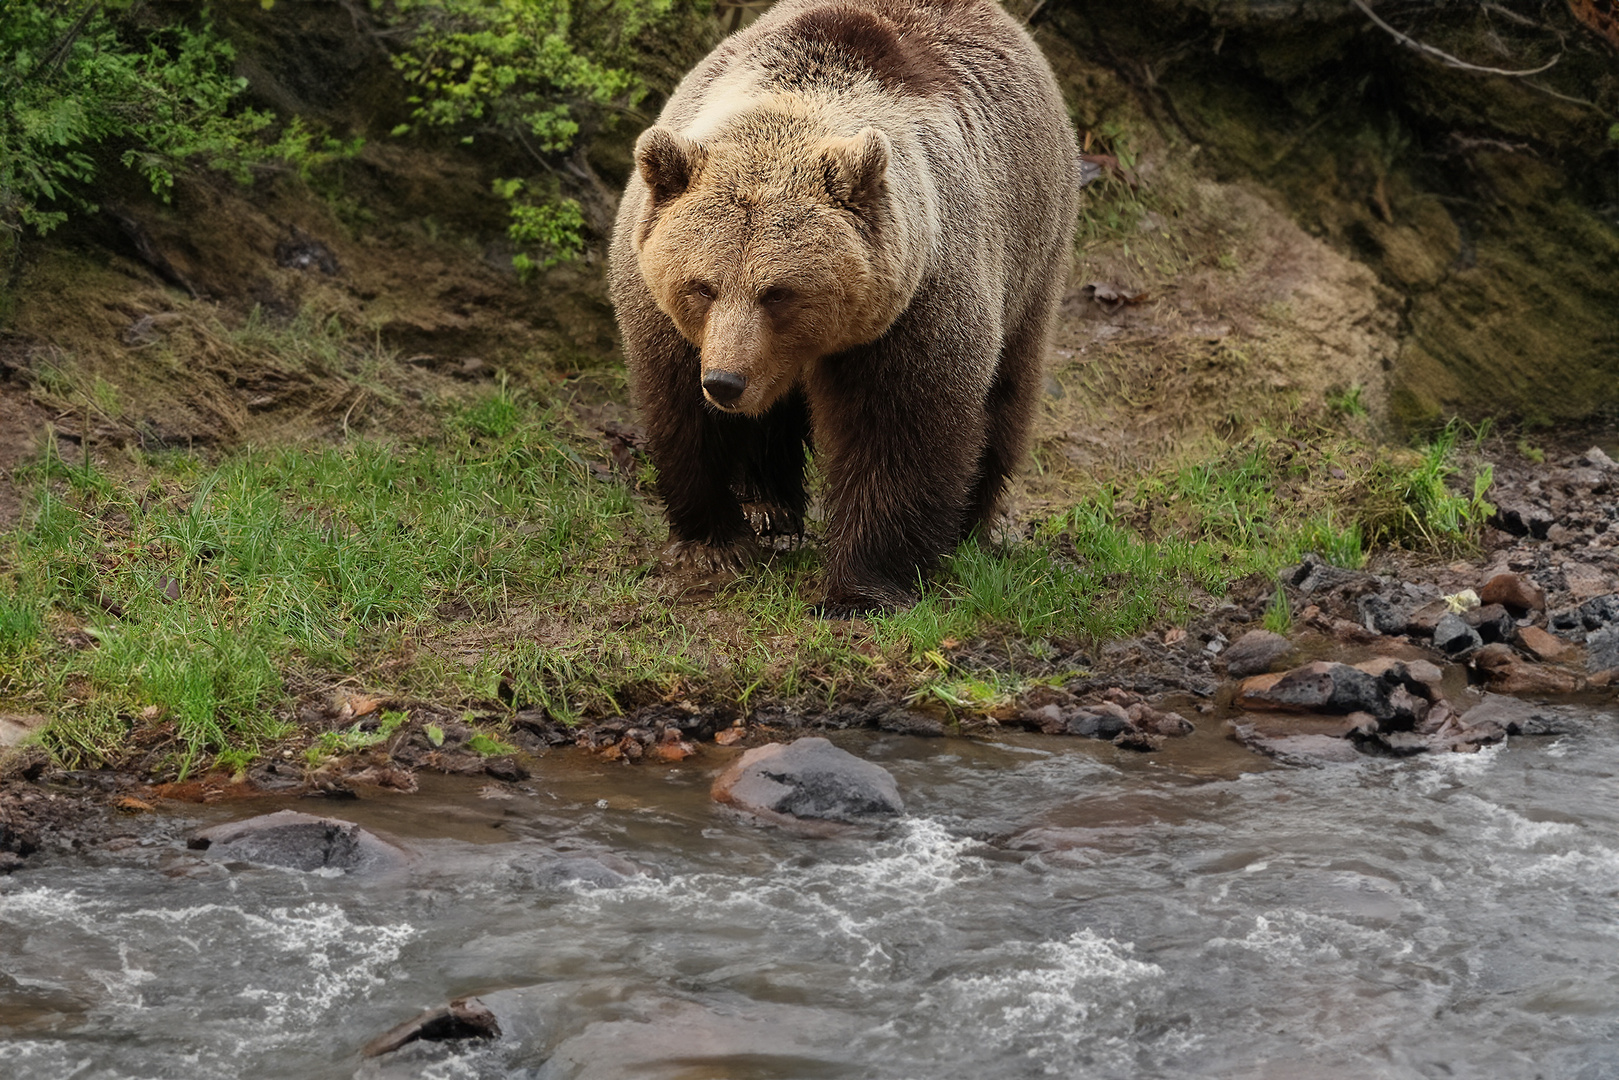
[627,327,760,575]
[806,333,991,615]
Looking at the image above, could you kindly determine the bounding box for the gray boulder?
[1433,613,1484,658]
[1221,629,1294,677]
[711,738,902,823]
[187,810,404,873]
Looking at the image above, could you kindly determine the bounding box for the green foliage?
[381,0,701,271]
[0,3,355,246]
[466,732,517,755]
[1327,384,1369,419]
[1371,420,1497,548]
[0,585,44,654]
[308,709,407,763]
[500,181,586,275]
[1262,585,1292,635]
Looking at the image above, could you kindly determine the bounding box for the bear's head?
[631,112,913,416]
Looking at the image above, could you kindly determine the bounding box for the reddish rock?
[1517,625,1568,662]
[1405,599,1452,636]
[1235,661,1389,717]
[1125,703,1194,737]
[649,739,696,762]
[363,997,501,1058]
[1480,572,1545,614]
[1471,644,1585,695]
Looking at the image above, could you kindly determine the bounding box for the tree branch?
[1351,0,1561,77]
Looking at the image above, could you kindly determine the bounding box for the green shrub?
[0,2,351,252]
[381,0,710,268]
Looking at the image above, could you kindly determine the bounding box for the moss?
[1070,1,1619,428]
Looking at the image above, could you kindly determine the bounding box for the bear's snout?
[702,369,748,408]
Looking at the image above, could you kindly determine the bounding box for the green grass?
[2,382,649,775]
[0,385,1473,776]
[1366,419,1496,549]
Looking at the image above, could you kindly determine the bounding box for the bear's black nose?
[702,370,747,405]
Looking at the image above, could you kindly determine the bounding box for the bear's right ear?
[636,126,706,205]
[821,126,891,213]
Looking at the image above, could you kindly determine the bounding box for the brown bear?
[609,0,1080,613]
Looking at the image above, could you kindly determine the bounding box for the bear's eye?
[690,281,717,301]
[758,286,794,307]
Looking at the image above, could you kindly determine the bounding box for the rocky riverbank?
[4,441,1615,870]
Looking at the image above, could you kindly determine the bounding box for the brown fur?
[609,0,1080,612]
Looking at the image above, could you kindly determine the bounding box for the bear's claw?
[744,503,804,539]
[661,538,759,576]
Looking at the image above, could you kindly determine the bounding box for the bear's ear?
[636,126,705,205]
[821,126,891,212]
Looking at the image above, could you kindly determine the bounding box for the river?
[3,707,1618,1079]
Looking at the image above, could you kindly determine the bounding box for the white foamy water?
[4,711,1619,1079]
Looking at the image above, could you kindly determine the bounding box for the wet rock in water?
[506,850,646,890]
[483,756,529,782]
[1480,572,1545,615]
[1517,625,1570,662]
[1235,661,1390,719]
[363,996,501,1059]
[1221,629,1294,677]
[877,709,946,737]
[1126,703,1194,737]
[1351,657,1443,702]
[1462,603,1515,645]
[711,738,902,823]
[246,759,306,791]
[187,810,404,873]
[1225,713,1363,764]
[1432,613,1484,658]
[1459,694,1564,737]
[1470,644,1585,695]
[1066,702,1131,739]
[1587,626,1619,676]
[1113,729,1165,752]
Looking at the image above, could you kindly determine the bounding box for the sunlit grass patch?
[3,383,653,774]
[0,378,1500,773]
[1364,419,1496,550]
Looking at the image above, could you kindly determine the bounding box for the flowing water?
[4,706,1619,1080]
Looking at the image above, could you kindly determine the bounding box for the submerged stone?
[187,810,404,873]
[711,738,903,823]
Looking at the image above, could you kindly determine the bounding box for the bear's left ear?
[821,126,891,212]
[636,126,706,206]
